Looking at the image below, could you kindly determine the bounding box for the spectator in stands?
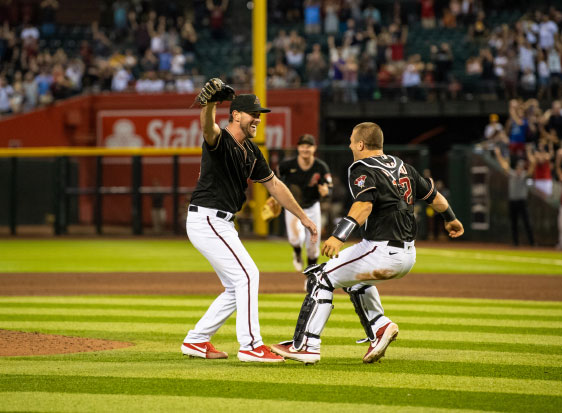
[207,0,228,39]
[442,7,456,28]
[548,43,562,98]
[402,55,422,100]
[113,1,128,43]
[0,75,14,114]
[342,54,358,103]
[545,100,562,142]
[503,48,519,100]
[328,36,345,102]
[65,58,84,92]
[357,51,377,101]
[180,19,197,68]
[537,50,551,100]
[494,146,535,247]
[480,48,496,97]
[505,99,529,160]
[133,21,151,57]
[431,43,453,96]
[470,10,487,40]
[323,0,340,35]
[39,0,58,38]
[111,65,132,92]
[304,0,321,35]
[484,113,503,144]
[35,67,53,103]
[22,70,38,110]
[420,0,436,29]
[529,143,554,197]
[538,13,558,52]
[305,42,328,89]
[363,4,382,32]
[175,74,194,93]
[518,38,536,75]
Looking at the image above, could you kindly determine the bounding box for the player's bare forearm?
[264,176,305,219]
[347,201,373,225]
[430,192,464,238]
[200,103,220,145]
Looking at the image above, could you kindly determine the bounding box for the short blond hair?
[353,122,384,150]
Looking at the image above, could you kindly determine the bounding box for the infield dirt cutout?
[0,329,134,356]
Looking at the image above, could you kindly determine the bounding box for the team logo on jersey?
[354,175,367,188]
[309,172,321,186]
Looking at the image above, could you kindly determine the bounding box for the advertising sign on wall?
[97,108,292,148]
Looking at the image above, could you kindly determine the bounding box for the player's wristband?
[332,216,359,242]
[440,206,456,222]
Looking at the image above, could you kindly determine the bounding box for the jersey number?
[398,177,413,204]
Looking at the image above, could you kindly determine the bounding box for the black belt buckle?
[388,240,404,248]
[189,205,198,212]
[216,211,227,220]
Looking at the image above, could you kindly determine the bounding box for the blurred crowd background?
[1,0,562,111]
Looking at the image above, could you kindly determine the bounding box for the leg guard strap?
[345,286,376,341]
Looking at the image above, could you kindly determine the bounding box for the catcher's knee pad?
[293,264,334,350]
[344,286,383,342]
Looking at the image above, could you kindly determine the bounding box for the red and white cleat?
[181,342,228,359]
[363,322,399,364]
[237,345,285,363]
[271,341,320,365]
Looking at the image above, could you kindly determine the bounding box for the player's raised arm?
[429,191,464,238]
[196,78,235,146]
[263,176,318,243]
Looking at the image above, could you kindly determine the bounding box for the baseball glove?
[194,78,236,107]
[261,196,282,221]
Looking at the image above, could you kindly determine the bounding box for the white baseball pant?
[184,205,263,351]
[284,201,322,259]
[305,239,416,348]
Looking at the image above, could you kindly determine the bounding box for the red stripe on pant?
[206,216,255,348]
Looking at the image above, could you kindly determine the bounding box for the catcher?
[263,134,332,271]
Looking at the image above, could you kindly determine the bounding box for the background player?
[271,122,464,365]
[181,78,317,363]
[276,134,332,271]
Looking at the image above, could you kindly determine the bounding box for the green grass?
[1,294,562,412]
[0,239,561,274]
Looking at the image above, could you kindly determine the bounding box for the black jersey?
[190,128,274,213]
[348,154,436,241]
[278,157,332,208]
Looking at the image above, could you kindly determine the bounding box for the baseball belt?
[189,205,235,222]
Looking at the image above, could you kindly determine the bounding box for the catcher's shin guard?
[345,286,383,343]
[293,264,334,350]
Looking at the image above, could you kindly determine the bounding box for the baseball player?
[181,78,317,363]
[277,134,332,271]
[271,122,464,364]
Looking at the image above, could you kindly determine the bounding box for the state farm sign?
[96,108,292,148]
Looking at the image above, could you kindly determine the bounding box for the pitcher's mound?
[0,329,134,356]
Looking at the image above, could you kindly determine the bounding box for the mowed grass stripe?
[4,326,559,356]
[0,392,486,413]
[4,308,562,334]
[2,305,561,322]
[2,295,562,311]
[2,322,562,346]
[0,375,560,412]
[1,362,560,396]
[3,314,562,337]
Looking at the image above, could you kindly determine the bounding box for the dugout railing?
[0,147,201,236]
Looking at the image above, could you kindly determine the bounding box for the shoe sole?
[363,324,399,364]
[181,344,206,359]
[270,344,320,365]
[237,352,284,363]
[181,344,228,359]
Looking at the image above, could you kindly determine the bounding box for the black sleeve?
[250,143,274,183]
[348,163,377,200]
[317,159,333,186]
[408,165,436,203]
[277,160,289,183]
[204,130,224,153]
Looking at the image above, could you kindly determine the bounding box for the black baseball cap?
[229,94,271,113]
[297,134,316,146]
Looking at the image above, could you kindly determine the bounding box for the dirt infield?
[1,271,561,301]
[0,329,133,357]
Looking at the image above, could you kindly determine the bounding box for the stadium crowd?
[1,0,562,113]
